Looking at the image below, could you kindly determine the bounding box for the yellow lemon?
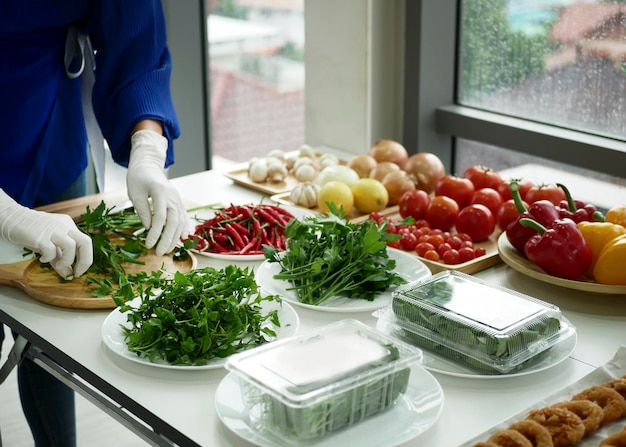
[350,178,389,213]
[317,181,354,215]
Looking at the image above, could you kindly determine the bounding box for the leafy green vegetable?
[248,343,410,440]
[263,206,405,305]
[118,265,282,366]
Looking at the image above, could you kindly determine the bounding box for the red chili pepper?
[506,181,560,252]
[520,217,592,280]
[555,183,605,223]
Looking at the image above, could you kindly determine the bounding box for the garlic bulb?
[299,144,316,160]
[290,182,320,209]
[294,163,318,182]
[248,159,268,183]
[267,162,288,183]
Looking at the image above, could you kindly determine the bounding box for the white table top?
[1,163,625,447]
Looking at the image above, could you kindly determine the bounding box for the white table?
[1,165,625,447]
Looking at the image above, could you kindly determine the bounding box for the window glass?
[459,0,626,141]
[208,0,305,162]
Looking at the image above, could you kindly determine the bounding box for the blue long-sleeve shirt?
[0,0,180,207]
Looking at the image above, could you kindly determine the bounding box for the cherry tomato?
[462,165,503,190]
[458,246,476,263]
[426,196,460,231]
[455,203,495,242]
[470,187,503,216]
[525,184,566,205]
[368,211,385,223]
[434,175,475,209]
[423,249,440,262]
[441,249,460,265]
[496,199,527,231]
[398,189,431,220]
[400,232,419,251]
[415,242,435,257]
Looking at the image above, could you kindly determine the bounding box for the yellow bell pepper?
[605,205,626,228]
[576,221,626,274]
[593,233,626,285]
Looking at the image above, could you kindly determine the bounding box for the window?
[207,0,306,163]
[418,1,626,182]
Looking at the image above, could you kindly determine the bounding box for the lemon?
[317,181,354,215]
[350,178,389,213]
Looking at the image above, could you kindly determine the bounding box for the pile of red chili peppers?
[506,182,602,280]
[188,203,295,255]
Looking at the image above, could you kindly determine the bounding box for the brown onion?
[404,152,445,194]
[369,161,400,182]
[347,154,378,178]
[369,139,409,169]
[382,170,416,205]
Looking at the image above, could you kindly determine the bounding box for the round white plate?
[187,205,316,261]
[419,330,577,379]
[215,365,443,447]
[255,248,432,313]
[497,232,626,295]
[101,297,299,370]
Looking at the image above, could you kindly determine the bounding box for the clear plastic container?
[378,271,575,374]
[225,319,423,443]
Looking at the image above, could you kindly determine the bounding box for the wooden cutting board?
[0,250,196,310]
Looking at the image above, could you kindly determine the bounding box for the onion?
[382,170,416,206]
[404,152,445,194]
[315,165,360,186]
[369,161,400,182]
[369,139,409,169]
[347,154,378,178]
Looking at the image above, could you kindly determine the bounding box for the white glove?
[126,129,187,256]
[0,189,93,279]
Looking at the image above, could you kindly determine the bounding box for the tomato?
[441,249,460,265]
[462,165,503,190]
[398,189,431,220]
[368,211,386,223]
[455,203,495,242]
[496,199,527,231]
[470,187,503,217]
[458,246,476,263]
[416,242,435,257]
[426,196,460,231]
[434,175,475,209]
[525,184,566,205]
[400,232,419,251]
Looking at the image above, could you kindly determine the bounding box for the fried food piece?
[526,406,585,447]
[603,377,626,404]
[551,399,603,435]
[487,429,533,447]
[600,426,626,446]
[508,420,554,447]
[572,385,626,425]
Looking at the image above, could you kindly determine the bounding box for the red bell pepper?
[555,183,605,223]
[506,181,560,252]
[519,217,592,280]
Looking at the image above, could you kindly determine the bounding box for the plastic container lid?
[225,319,423,441]
[381,271,575,374]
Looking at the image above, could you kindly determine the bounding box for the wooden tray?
[0,251,197,310]
[497,232,626,295]
[271,193,502,275]
[224,151,348,196]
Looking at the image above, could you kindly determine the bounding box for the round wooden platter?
[0,250,197,310]
[497,232,626,295]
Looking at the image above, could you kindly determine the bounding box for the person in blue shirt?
[0,1,188,445]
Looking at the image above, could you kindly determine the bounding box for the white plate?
[255,248,432,313]
[101,297,299,370]
[215,365,444,447]
[497,232,626,295]
[187,205,316,261]
[419,330,577,379]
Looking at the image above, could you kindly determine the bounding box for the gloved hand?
[0,189,93,279]
[126,129,187,256]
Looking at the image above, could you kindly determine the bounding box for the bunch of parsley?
[263,206,405,306]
